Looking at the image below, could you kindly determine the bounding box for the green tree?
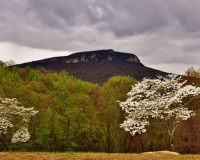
[98,76,137,152]
[185,66,200,78]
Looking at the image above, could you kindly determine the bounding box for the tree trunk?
[65,117,70,152]
[0,136,9,151]
[31,117,36,152]
[113,126,120,153]
[167,123,180,152]
[127,135,133,152]
[106,125,111,153]
[123,133,129,153]
[49,109,55,152]
[169,135,174,151]
[139,137,144,152]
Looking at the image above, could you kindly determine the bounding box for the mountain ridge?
[15,49,169,84]
[18,49,142,65]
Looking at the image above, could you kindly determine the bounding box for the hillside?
[15,49,168,84]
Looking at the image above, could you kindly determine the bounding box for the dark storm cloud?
[1,0,200,66]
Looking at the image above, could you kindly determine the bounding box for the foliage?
[119,74,200,151]
[1,64,200,153]
[185,66,200,78]
[0,61,6,68]
[0,97,38,144]
[97,76,137,152]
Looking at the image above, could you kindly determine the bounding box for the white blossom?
[11,127,30,143]
[119,74,200,136]
[0,97,38,143]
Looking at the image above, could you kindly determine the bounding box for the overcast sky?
[1,0,200,74]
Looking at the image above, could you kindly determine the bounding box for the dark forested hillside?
[15,49,168,84]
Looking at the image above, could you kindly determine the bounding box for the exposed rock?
[61,49,140,64]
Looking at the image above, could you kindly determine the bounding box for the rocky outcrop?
[34,49,141,64]
[61,49,141,64]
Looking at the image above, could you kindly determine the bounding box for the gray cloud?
[1,0,200,70]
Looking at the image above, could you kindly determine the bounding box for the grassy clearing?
[0,152,200,160]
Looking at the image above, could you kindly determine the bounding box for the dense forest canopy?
[0,62,200,153]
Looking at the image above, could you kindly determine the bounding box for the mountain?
[15,49,169,84]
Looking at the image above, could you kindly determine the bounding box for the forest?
[0,62,200,154]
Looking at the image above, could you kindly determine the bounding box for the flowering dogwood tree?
[0,97,38,149]
[119,74,200,151]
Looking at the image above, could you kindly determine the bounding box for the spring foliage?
[119,74,200,136]
[1,64,200,152]
[0,97,38,143]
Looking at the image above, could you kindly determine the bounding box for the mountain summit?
[16,49,168,84]
[61,49,141,64]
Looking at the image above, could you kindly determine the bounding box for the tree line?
[0,62,200,153]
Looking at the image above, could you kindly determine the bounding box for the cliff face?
[63,49,141,64]
[37,49,141,64]
[16,49,168,84]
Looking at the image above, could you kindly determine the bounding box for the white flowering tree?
[119,74,200,151]
[0,97,38,150]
